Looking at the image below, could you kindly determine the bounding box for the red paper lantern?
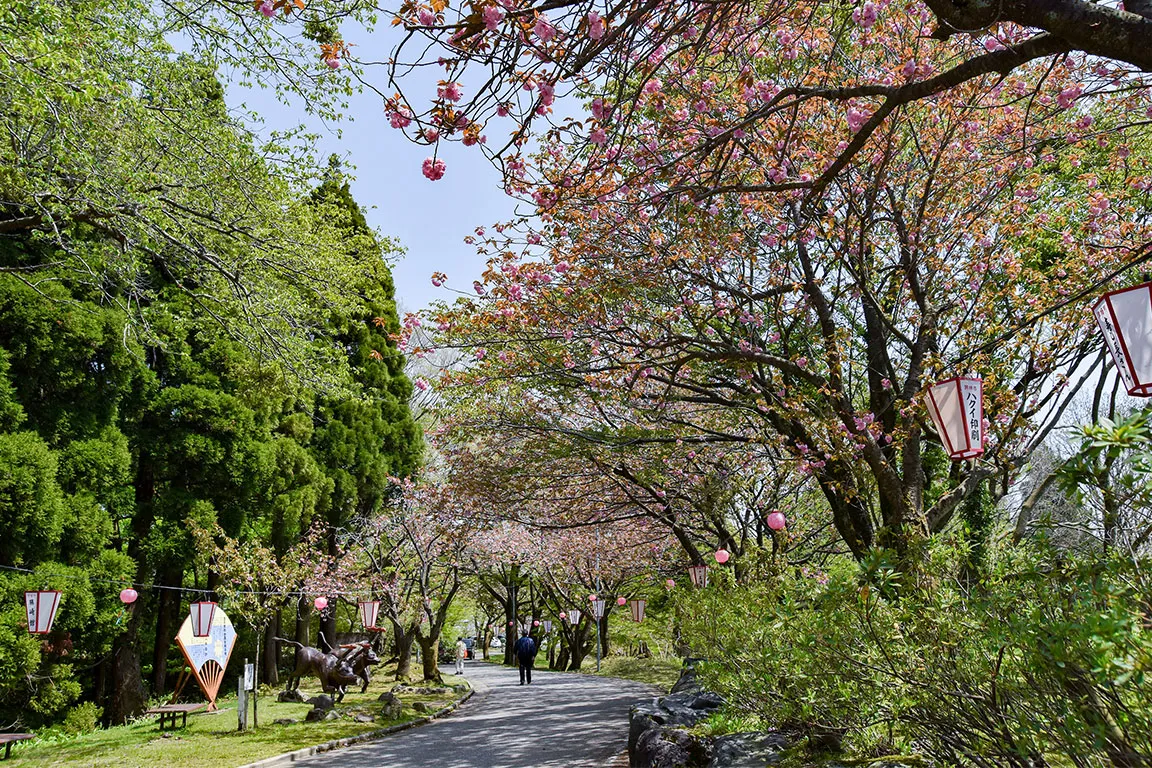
[688,564,708,588]
[714,549,730,564]
[25,590,61,635]
[358,600,381,629]
[119,588,138,605]
[189,601,216,638]
[591,599,606,619]
[925,377,984,460]
[313,596,328,612]
[616,596,627,606]
[1095,281,1152,396]
[568,608,582,625]
[629,598,647,623]
[766,511,787,531]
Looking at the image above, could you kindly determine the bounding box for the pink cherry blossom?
[847,107,871,132]
[418,8,436,26]
[483,5,504,30]
[539,81,555,107]
[389,106,412,129]
[588,11,605,40]
[325,57,341,69]
[438,81,463,102]
[422,156,446,180]
[534,15,556,43]
[258,0,275,18]
[473,280,486,295]
[590,127,607,145]
[1057,84,1082,109]
[852,1,878,28]
[901,59,916,79]
[414,378,430,391]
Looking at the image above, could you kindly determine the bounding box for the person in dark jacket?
[513,629,537,685]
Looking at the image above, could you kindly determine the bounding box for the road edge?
[234,686,475,768]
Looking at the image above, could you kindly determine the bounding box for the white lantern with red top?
[568,608,582,625]
[629,598,647,623]
[1094,282,1152,396]
[925,376,984,460]
[189,601,217,638]
[25,590,61,635]
[688,564,709,588]
[358,600,381,630]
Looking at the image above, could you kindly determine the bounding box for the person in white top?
[454,636,467,675]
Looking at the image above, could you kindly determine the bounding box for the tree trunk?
[394,628,414,681]
[108,610,147,724]
[295,596,311,646]
[417,635,441,682]
[599,610,611,658]
[263,612,280,686]
[151,563,181,695]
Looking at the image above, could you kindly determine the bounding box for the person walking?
[454,636,467,676]
[513,628,537,685]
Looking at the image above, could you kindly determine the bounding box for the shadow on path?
[290,661,658,768]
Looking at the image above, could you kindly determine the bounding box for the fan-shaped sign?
[175,606,236,710]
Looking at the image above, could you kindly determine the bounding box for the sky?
[223,24,520,314]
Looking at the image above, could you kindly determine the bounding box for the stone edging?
[235,687,475,768]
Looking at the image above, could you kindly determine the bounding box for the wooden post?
[237,658,248,732]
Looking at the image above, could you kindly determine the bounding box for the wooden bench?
[0,734,33,760]
[145,703,206,730]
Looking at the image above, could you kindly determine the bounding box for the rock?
[307,694,335,711]
[277,689,307,703]
[304,708,328,722]
[325,710,340,721]
[634,726,711,768]
[412,701,432,713]
[272,718,299,726]
[710,733,791,767]
[354,714,375,723]
[378,692,403,719]
[670,658,707,694]
[450,683,469,693]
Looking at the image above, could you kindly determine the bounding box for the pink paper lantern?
[767,511,787,531]
[25,590,61,635]
[313,596,328,611]
[533,620,540,626]
[559,611,567,619]
[665,578,675,590]
[714,549,730,564]
[925,376,984,460]
[508,621,514,626]
[616,596,627,606]
[588,593,597,602]
[119,588,138,605]
[189,601,216,638]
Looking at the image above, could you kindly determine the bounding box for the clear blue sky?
[224,25,519,314]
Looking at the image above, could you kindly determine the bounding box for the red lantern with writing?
[688,564,709,588]
[1094,282,1152,396]
[25,590,61,635]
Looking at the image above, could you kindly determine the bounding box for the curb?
[235,687,474,768]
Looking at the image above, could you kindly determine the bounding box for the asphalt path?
[290,661,658,768]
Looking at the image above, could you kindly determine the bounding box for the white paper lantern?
[568,608,582,625]
[629,598,647,623]
[1094,282,1152,396]
[591,599,606,619]
[925,377,984,460]
[688,564,709,588]
[190,601,217,638]
[358,600,381,629]
[25,590,61,635]
[543,620,553,633]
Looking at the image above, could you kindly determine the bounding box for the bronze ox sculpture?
[276,638,380,701]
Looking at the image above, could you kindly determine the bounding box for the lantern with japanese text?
[925,377,984,460]
[358,600,381,630]
[189,601,217,638]
[629,598,647,623]
[688,564,709,588]
[568,608,582,625]
[1094,282,1152,396]
[591,599,606,619]
[25,590,61,635]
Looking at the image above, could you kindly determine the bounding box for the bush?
[679,541,1152,767]
[61,702,101,735]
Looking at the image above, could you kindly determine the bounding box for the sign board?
[243,663,255,692]
[175,606,236,710]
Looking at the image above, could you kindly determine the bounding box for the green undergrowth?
[587,655,683,690]
[5,667,468,768]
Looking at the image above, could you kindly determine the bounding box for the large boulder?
[378,691,403,719]
[307,694,335,711]
[277,689,307,703]
[710,733,791,767]
[412,701,432,713]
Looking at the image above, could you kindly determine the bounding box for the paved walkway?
[291,661,658,768]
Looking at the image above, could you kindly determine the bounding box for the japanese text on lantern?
[962,379,982,448]
[1094,302,1137,393]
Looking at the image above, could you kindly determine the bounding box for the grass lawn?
[587,656,683,691]
[5,666,468,768]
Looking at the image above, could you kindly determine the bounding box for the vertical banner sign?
[629,598,647,623]
[243,663,255,691]
[176,607,236,711]
[25,590,62,635]
[1093,284,1151,396]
